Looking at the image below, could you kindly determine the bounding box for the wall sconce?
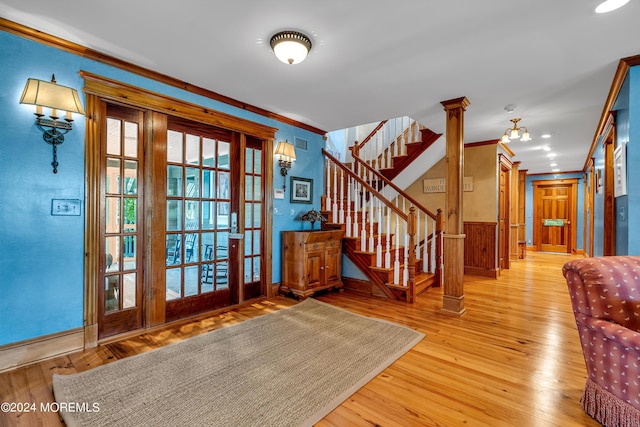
[274,140,296,190]
[19,74,86,173]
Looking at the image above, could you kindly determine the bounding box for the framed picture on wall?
[614,142,627,197]
[290,176,313,203]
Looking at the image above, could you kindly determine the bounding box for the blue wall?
[525,173,585,252]
[0,30,325,346]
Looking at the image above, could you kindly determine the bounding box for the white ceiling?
[2,0,639,174]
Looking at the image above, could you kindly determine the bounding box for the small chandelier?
[500,118,531,143]
[270,31,312,65]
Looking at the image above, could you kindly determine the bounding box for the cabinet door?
[324,244,341,284]
[306,250,324,288]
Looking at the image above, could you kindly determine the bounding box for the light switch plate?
[51,199,81,216]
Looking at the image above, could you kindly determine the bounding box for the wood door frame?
[498,155,512,270]
[602,114,616,256]
[82,73,277,347]
[532,179,578,254]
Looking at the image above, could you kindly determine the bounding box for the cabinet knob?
[320,266,324,270]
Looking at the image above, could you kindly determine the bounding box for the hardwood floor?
[0,252,599,426]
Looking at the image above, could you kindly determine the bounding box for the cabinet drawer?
[306,242,325,252]
[326,240,340,249]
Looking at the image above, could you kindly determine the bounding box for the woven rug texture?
[53,298,424,427]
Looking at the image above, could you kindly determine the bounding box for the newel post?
[440,97,469,316]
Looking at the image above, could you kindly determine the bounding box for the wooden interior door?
[534,181,577,254]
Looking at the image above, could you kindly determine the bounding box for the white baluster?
[403,220,409,287]
[339,169,345,224]
[430,217,436,274]
[393,212,400,285]
[332,163,338,222]
[376,199,382,268]
[385,206,391,269]
[415,209,421,260]
[325,159,331,211]
[361,186,367,251]
[368,194,375,253]
[423,215,429,273]
[345,176,351,237]
[353,182,359,238]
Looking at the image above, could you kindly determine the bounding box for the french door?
[99,105,144,338]
[98,105,266,338]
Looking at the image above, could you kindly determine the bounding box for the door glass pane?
[123,198,137,232]
[202,169,215,198]
[105,236,120,272]
[253,177,261,201]
[254,149,262,173]
[216,261,228,289]
[167,165,183,197]
[105,197,121,233]
[105,276,120,312]
[122,272,136,308]
[253,257,261,282]
[253,230,261,255]
[106,158,121,194]
[202,138,215,167]
[185,168,200,198]
[244,258,252,283]
[202,201,215,230]
[245,148,253,174]
[253,203,261,227]
[217,203,229,229]
[184,266,198,296]
[166,268,181,300]
[218,141,230,169]
[185,134,200,165]
[244,232,252,256]
[166,234,181,266]
[167,130,183,163]
[124,122,138,158]
[245,176,253,200]
[167,200,183,231]
[184,232,199,263]
[186,201,200,230]
[124,161,138,195]
[201,265,213,293]
[122,236,136,270]
[218,172,230,198]
[106,118,121,155]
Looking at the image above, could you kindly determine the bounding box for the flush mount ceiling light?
[595,0,630,13]
[270,31,312,64]
[500,118,531,143]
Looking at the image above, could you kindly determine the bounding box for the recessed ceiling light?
[550,163,557,167]
[541,133,552,139]
[543,146,551,151]
[552,169,560,172]
[595,0,630,13]
[547,153,557,158]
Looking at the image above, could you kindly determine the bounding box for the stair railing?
[352,118,422,172]
[323,149,443,301]
[349,144,442,279]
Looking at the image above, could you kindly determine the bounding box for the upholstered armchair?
[563,256,640,427]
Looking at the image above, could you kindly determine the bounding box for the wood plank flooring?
[0,252,599,426]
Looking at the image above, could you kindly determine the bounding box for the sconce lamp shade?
[270,31,312,65]
[20,76,85,115]
[274,140,296,162]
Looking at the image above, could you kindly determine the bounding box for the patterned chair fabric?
[563,256,640,427]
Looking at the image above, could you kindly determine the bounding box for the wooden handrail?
[350,153,438,221]
[356,120,388,150]
[323,149,407,222]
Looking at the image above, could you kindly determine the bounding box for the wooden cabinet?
[281,230,343,299]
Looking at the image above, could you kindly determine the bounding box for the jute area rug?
[53,298,424,427]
